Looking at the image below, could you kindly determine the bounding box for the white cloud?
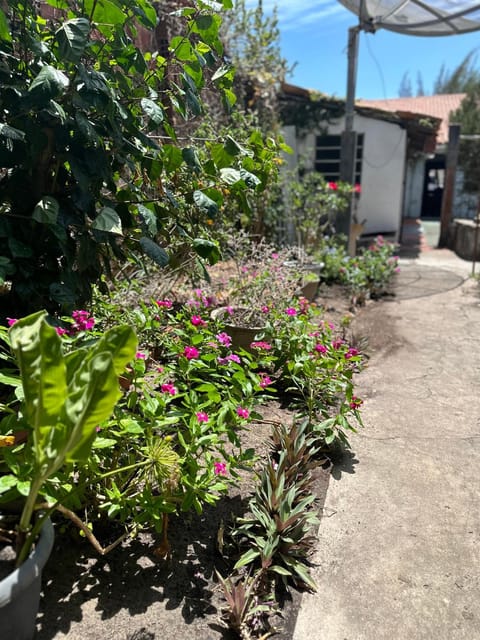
[245,0,352,30]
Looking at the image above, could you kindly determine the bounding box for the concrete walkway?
[293,246,480,639]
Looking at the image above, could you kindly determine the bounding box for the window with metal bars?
[314,134,364,184]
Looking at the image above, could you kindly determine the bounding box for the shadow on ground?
[36,495,248,640]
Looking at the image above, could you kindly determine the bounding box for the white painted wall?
[285,114,407,236]
[404,156,425,218]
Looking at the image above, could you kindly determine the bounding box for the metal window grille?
[315,134,364,184]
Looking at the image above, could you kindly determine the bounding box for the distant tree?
[398,71,413,97]
[433,50,480,93]
[450,85,480,192]
[416,72,425,96]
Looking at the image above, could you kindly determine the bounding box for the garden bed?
[30,284,395,640]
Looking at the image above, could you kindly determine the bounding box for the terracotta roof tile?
[356,94,466,144]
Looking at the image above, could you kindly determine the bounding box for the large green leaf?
[139,237,169,267]
[9,312,67,431]
[91,207,123,235]
[193,190,218,216]
[88,325,137,377]
[0,8,11,42]
[141,98,164,129]
[29,66,69,100]
[55,18,90,63]
[32,196,59,225]
[62,352,122,462]
[192,238,221,265]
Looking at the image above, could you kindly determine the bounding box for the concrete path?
[293,248,480,639]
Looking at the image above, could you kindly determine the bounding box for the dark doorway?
[421,156,445,218]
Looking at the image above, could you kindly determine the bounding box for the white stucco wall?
[404,156,426,218]
[287,115,407,236]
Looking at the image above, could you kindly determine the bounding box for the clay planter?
[0,518,54,640]
[211,307,266,352]
[299,279,320,302]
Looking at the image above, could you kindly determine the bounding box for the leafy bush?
[0,0,284,318]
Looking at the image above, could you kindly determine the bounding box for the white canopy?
[338,0,480,35]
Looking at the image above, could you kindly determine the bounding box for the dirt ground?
[25,281,399,640]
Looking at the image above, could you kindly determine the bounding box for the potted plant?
[0,311,137,639]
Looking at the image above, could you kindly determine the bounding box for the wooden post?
[438,124,460,248]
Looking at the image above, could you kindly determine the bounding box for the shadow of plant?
[35,495,248,639]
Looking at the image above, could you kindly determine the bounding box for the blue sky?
[251,1,480,99]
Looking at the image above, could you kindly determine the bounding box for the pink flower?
[328,181,338,191]
[259,373,272,388]
[236,406,249,419]
[218,353,241,365]
[285,307,297,316]
[55,327,68,336]
[196,411,209,423]
[345,348,359,359]
[271,252,279,259]
[136,351,146,359]
[191,315,206,326]
[214,462,227,476]
[71,310,95,332]
[6,318,17,327]
[216,332,232,347]
[395,266,401,273]
[261,305,270,313]
[161,383,177,395]
[332,339,344,350]
[225,306,234,315]
[183,346,199,360]
[354,183,361,194]
[250,341,272,350]
[349,396,363,410]
[155,299,173,309]
[315,343,327,354]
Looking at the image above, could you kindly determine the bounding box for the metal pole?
[338,25,360,252]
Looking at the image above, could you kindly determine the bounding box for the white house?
[279,83,446,240]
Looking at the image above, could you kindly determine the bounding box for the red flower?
[327,181,338,191]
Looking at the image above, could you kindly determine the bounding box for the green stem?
[97,458,151,480]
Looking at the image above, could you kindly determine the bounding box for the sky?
[250,1,480,99]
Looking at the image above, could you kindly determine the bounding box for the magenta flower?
[183,346,199,360]
[261,305,270,313]
[354,183,361,194]
[236,406,249,419]
[315,343,327,354]
[271,252,279,259]
[196,411,209,423]
[55,327,68,336]
[345,348,359,359]
[136,351,146,359]
[259,373,272,388]
[191,315,206,326]
[227,354,241,363]
[71,310,95,332]
[225,305,234,315]
[285,307,297,316]
[156,299,173,309]
[349,396,363,410]
[161,383,177,395]
[327,181,338,190]
[250,341,272,350]
[216,332,232,347]
[332,339,344,350]
[214,462,227,476]
[6,318,17,327]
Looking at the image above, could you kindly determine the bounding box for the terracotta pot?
[0,518,54,640]
[211,307,266,352]
[299,279,320,302]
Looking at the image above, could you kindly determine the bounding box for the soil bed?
[2,282,395,640]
